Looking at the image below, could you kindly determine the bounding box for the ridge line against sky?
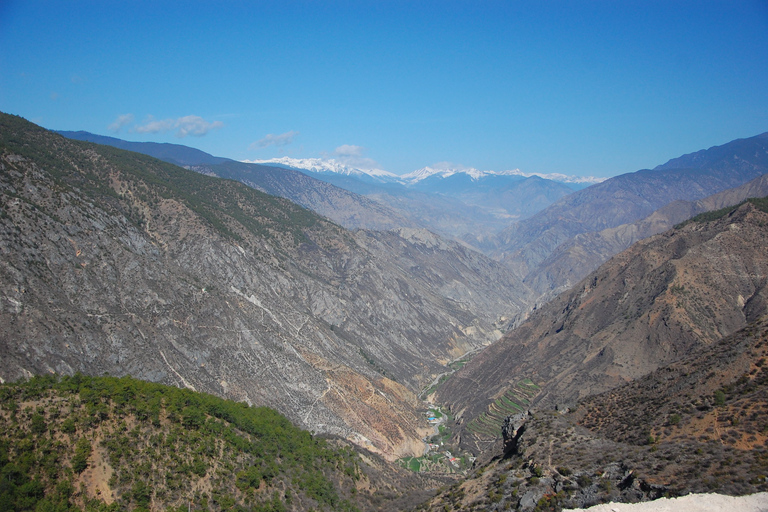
[1,1,767,178]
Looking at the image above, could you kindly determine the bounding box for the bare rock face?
[437,202,768,452]
[0,113,532,460]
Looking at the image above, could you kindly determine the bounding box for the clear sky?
[2,1,767,177]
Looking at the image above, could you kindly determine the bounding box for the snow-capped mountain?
[244,157,401,182]
[400,165,605,185]
[246,157,606,187]
[400,166,487,182]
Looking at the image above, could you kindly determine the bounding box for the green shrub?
[71,437,91,473]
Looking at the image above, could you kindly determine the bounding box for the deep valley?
[2,112,768,511]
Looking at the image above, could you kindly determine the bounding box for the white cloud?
[334,144,365,157]
[330,144,379,170]
[108,113,135,133]
[175,115,224,137]
[133,115,223,137]
[134,116,175,134]
[249,130,299,150]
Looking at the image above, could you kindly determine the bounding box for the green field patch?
[466,380,540,441]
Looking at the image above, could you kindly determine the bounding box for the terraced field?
[465,379,540,439]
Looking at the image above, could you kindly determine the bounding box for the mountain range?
[485,132,768,297]
[3,114,768,510]
[58,130,768,309]
[57,132,593,244]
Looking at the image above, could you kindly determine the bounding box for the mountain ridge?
[486,131,768,295]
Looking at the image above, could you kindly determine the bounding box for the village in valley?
[398,404,476,475]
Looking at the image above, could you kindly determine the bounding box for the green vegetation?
[0,373,363,511]
[675,196,768,228]
[419,374,451,399]
[465,380,539,439]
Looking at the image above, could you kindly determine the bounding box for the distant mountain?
[246,156,401,183]
[250,158,604,188]
[194,160,420,231]
[525,173,768,296]
[56,130,230,166]
[58,132,585,243]
[248,159,598,242]
[488,131,768,292]
[437,200,768,453]
[2,113,532,459]
[57,131,416,232]
[399,165,603,188]
[655,131,768,172]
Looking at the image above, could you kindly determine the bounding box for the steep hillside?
[419,317,768,511]
[489,132,768,290]
[0,374,446,512]
[195,160,418,231]
[525,173,768,296]
[437,201,768,453]
[0,113,531,459]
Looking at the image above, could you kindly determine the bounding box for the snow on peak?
[242,156,606,186]
[243,157,400,181]
[493,169,606,185]
[400,166,486,183]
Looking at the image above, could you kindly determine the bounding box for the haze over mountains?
[58,130,595,244]
[4,114,768,510]
[58,130,768,307]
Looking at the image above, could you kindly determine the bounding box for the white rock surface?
[565,493,768,511]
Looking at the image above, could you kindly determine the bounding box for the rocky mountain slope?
[195,160,419,232]
[419,316,768,511]
[0,113,532,460]
[487,132,768,293]
[436,200,768,453]
[525,173,768,297]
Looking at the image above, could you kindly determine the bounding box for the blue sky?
[1,1,767,177]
